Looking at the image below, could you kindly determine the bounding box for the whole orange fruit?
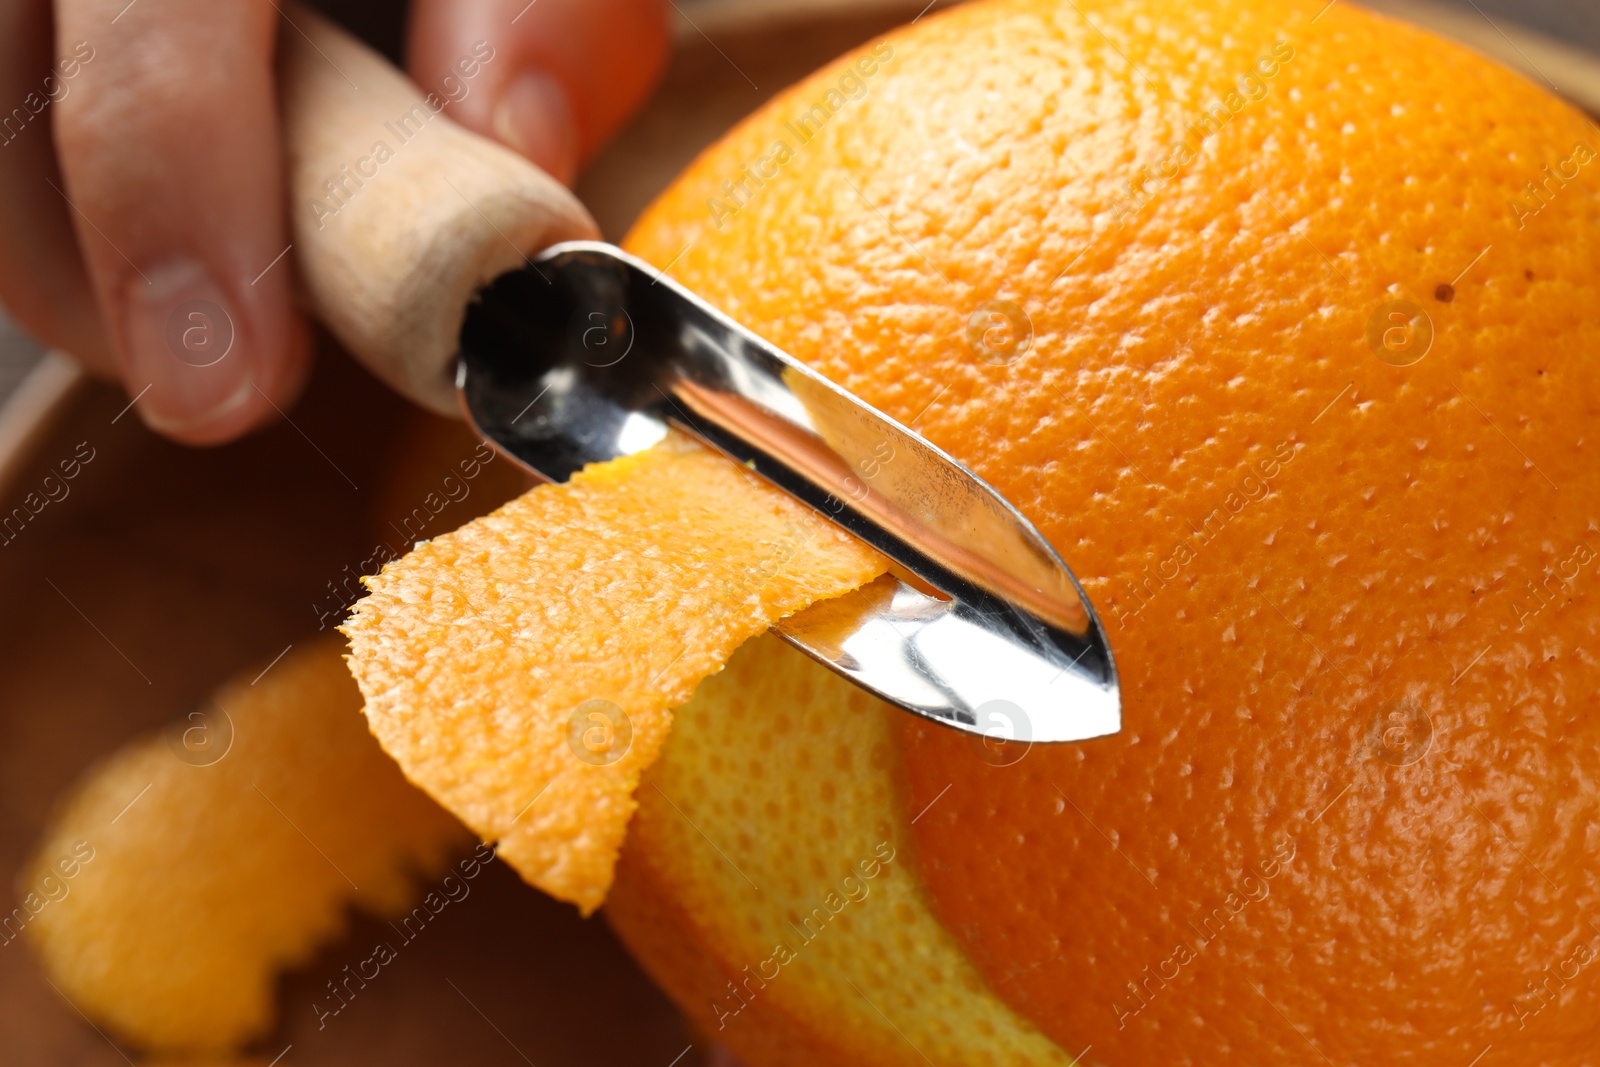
[608,0,1600,1064]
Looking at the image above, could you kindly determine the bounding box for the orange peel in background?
[18,639,467,1054]
[343,431,886,914]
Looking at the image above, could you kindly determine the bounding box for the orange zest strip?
[343,431,886,914]
[20,638,467,1053]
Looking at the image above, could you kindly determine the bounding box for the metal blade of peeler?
[456,241,1119,744]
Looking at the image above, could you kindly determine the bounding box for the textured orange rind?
[344,431,885,914]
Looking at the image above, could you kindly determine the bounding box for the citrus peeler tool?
[275,5,1119,744]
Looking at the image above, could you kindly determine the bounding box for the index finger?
[52,0,309,444]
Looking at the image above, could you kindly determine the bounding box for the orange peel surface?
[343,430,886,914]
[609,0,1600,1062]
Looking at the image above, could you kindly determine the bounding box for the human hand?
[0,0,668,444]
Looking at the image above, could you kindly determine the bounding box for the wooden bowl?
[0,2,1594,1065]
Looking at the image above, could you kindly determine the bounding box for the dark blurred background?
[1473,0,1598,42]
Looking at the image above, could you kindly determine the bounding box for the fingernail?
[492,69,580,185]
[121,259,253,435]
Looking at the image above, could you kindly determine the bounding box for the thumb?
[406,0,670,185]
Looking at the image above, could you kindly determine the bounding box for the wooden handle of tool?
[277,3,596,415]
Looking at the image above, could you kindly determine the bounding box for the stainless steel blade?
[456,241,1119,743]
